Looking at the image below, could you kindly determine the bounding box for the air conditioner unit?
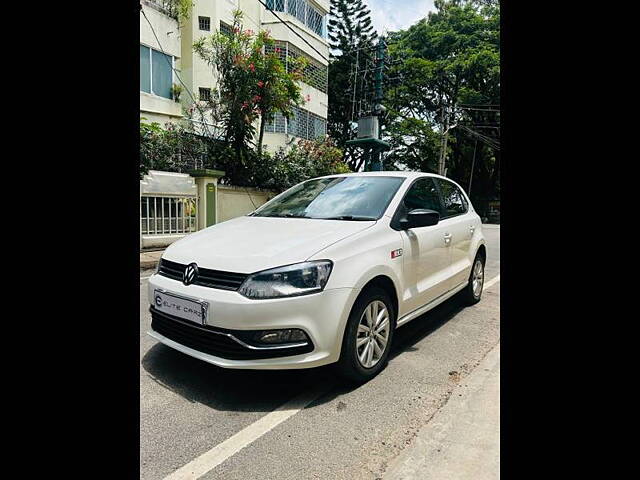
[357,116,379,139]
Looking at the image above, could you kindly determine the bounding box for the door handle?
[470,225,475,233]
[444,233,452,245]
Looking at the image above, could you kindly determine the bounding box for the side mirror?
[400,209,440,229]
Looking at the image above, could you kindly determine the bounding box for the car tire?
[461,253,485,306]
[334,286,396,384]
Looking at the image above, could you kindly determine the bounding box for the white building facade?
[140,0,330,148]
[140,1,184,125]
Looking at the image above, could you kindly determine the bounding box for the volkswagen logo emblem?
[183,263,199,286]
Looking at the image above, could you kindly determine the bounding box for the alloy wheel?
[472,259,484,298]
[356,300,390,368]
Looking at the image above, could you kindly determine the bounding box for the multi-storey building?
[140,0,184,125]
[140,0,330,150]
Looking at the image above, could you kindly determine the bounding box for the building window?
[265,0,326,38]
[199,87,212,102]
[265,106,326,140]
[199,16,211,31]
[140,45,151,93]
[306,5,323,37]
[265,112,287,134]
[220,21,233,37]
[266,0,286,13]
[140,44,173,99]
[265,41,328,93]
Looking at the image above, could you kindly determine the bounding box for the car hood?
[163,215,376,273]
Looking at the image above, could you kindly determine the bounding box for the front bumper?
[147,273,356,369]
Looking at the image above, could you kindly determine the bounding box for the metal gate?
[140,170,198,249]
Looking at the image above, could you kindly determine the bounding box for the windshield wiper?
[320,215,377,221]
[255,213,310,218]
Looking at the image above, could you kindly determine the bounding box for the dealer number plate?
[153,290,209,325]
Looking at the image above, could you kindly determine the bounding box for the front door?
[398,177,452,315]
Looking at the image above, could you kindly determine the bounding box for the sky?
[366,0,436,35]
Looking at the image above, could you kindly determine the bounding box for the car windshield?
[252,176,406,220]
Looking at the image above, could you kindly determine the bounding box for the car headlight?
[238,261,333,299]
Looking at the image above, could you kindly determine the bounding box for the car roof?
[317,171,449,181]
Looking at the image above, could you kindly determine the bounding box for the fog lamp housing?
[255,329,309,345]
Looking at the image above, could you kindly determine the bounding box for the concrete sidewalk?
[384,343,500,480]
[140,249,164,270]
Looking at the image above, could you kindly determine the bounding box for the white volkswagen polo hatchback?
[148,172,486,382]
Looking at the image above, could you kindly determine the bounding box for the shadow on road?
[390,294,466,360]
[141,293,467,413]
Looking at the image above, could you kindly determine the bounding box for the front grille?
[150,307,314,360]
[158,259,249,291]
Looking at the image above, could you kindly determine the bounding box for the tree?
[385,0,500,215]
[192,10,305,175]
[327,0,378,164]
[250,137,351,192]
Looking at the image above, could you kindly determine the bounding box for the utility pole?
[468,138,478,194]
[438,102,457,176]
[370,37,386,171]
[346,37,390,171]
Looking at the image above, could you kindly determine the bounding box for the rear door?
[434,178,476,290]
[397,177,452,315]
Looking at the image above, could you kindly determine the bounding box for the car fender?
[323,263,403,361]
[309,221,404,356]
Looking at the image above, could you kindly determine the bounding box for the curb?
[140,249,164,271]
[384,343,500,479]
[140,259,159,270]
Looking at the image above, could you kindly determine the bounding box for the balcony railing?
[265,0,327,39]
[142,0,182,20]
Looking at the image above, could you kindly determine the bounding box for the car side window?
[403,178,443,214]
[436,179,468,218]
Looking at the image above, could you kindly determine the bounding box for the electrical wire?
[459,125,500,150]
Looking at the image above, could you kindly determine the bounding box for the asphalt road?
[140,225,500,480]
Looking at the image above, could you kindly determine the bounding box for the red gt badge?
[391,248,403,259]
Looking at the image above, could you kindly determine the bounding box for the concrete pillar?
[188,169,225,230]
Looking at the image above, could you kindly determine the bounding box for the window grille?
[287,43,328,93]
[264,0,326,38]
[266,0,285,11]
[199,87,212,102]
[265,40,288,64]
[265,106,327,140]
[265,112,287,133]
[199,16,211,31]
[220,21,233,36]
[306,4,323,36]
[265,41,327,93]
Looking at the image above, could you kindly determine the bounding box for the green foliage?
[140,121,350,193]
[223,137,351,193]
[191,9,306,174]
[175,0,193,21]
[139,120,208,179]
[385,0,500,215]
[155,0,193,23]
[171,83,182,102]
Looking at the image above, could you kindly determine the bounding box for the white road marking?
[483,274,500,291]
[163,385,329,480]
